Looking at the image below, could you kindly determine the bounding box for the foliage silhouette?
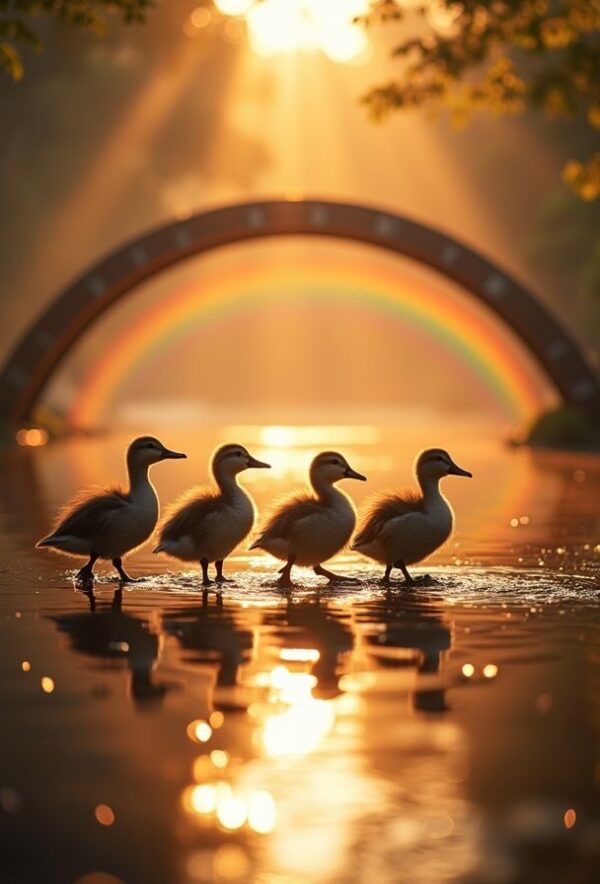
[360,1,600,199]
[0,0,153,80]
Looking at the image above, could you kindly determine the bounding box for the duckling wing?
[159,492,222,543]
[41,489,130,543]
[353,492,423,547]
[252,494,324,546]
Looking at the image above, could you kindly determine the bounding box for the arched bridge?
[1,198,599,428]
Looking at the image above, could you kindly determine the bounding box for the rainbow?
[69,249,551,427]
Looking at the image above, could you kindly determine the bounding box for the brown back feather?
[353,490,424,547]
[49,486,129,539]
[160,488,222,542]
[254,491,323,543]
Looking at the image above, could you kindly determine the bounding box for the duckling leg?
[380,563,394,586]
[396,560,430,586]
[277,555,296,588]
[112,557,138,583]
[215,560,233,584]
[200,558,213,587]
[314,564,360,584]
[75,553,98,582]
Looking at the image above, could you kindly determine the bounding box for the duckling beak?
[160,448,187,460]
[448,462,472,478]
[344,466,367,481]
[247,456,271,469]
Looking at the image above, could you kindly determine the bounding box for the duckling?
[37,436,186,582]
[153,443,270,585]
[250,451,367,587]
[352,448,472,586]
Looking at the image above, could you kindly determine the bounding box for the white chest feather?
[424,494,453,538]
[129,481,160,533]
[226,488,255,533]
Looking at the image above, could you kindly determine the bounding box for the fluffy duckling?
[154,443,270,585]
[37,436,186,582]
[352,448,472,586]
[250,451,366,587]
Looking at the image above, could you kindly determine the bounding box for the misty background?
[1,1,598,425]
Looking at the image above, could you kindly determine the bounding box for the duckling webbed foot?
[277,555,296,588]
[75,553,98,583]
[75,566,95,583]
[215,561,233,584]
[277,575,295,588]
[314,564,360,584]
[395,560,430,587]
[379,563,394,586]
[112,557,138,583]
[277,574,296,589]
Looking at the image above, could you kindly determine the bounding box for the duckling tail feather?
[36,535,59,548]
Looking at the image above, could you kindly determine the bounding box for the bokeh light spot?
[16,428,49,447]
[209,710,225,729]
[247,790,277,834]
[94,804,115,826]
[187,719,213,743]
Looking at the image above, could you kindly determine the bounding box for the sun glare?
[251,665,336,757]
[214,0,370,62]
[256,425,379,449]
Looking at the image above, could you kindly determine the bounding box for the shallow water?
[0,425,598,884]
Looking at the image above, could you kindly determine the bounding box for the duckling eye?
[332,458,340,465]
[236,451,243,457]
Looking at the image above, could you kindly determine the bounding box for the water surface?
[0,425,598,884]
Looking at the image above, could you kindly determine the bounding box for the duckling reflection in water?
[36,436,186,582]
[162,594,253,688]
[154,444,270,586]
[364,592,452,713]
[353,448,471,586]
[250,451,366,587]
[48,588,171,703]
[265,596,354,699]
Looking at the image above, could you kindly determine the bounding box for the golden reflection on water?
[0,427,598,884]
[252,664,335,758]
[175,615,482,882]
[181,655,335,841]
